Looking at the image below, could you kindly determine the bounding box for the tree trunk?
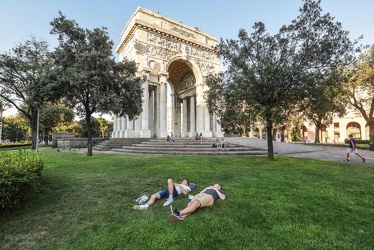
[314,120,321,143]
[266,122,274,160]
[368,119,374,142]
[44,133,49,145]
[30,111,38,150]
[86,114,93,156]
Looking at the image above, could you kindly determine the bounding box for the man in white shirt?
[134,178,191,210]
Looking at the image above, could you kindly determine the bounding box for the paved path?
[225,137,373,165]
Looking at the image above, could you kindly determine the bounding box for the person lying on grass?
[169,183,226,221]
[133,178,191,210]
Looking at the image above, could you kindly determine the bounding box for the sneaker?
[163,198,173,206]
[363,158,366,163]
[135,195,149,204]
[169,214,184,222]
[170,205,180,216]
[133,205,148,210]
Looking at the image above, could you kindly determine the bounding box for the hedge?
[344,139,371,144]
[0,150,43,213]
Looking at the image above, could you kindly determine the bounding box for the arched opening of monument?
[167,59,197,137]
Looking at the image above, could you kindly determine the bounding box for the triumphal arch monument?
[112,7,223,139]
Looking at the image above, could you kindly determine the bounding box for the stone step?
[94,138,267,156]
[112,148,268,155]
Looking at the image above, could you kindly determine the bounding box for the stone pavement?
[225,137,373,165]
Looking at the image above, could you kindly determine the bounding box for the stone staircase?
[95,137,268,156]
[93,138,150,151]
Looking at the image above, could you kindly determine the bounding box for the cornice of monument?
[116,7,218,54]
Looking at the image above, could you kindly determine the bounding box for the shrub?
[344,139,370,145]
[0,150,43,212]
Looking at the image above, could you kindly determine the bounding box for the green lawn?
[1,149,374,249]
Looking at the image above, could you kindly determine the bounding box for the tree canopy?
[0,37,56,149]
[50,12,143,156]
[344,44,374,141]
[205,0,359,160]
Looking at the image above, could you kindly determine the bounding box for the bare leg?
[167,178,175,196]
[346,153,350,161]
[180,200,201,219]
[147,193,160,206]
[355,153,365,161]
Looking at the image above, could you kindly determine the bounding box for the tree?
[300,70,347,143]
[97,117,112,138]
[0,37,56,149]
[50,12,143,156]
[344,45,374,142]
[205,0,358,160]
[78,117,101,138]
[38,102,75,145]
[2,115,29,142]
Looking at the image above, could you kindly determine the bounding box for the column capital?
[158,72,169,83]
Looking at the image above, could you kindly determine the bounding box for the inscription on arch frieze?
[146,32,215,61]
[171,26,196,39]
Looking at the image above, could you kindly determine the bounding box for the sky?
[1,0,373,117]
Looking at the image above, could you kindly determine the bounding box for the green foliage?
[38,102,75,144]
[0,150,43,212]
[205,0,359,160]
[344,139,370,145]
[344,45,374,138]
[301,70,347,143]
[78,117,101,138]
[0,37,57,150]
[0,142,32,149]
[97,117,113,137]
[50,12,143,156]
[1,115,29,142]
[1,150,374,249]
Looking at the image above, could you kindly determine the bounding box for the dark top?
[349,137,356,148]
[204,189,226,201]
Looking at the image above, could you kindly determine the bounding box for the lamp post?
[0,105,4,144]
[35,103,40,153]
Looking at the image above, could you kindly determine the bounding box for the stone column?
[125,116,135,138]
[135,116,141,138]
[175,100,182,137]
[112,116,117,138]
[204,106,213,137]
[195,83,205,135]
[189,95,196,137]
[121,116,126,138]
[214,114,223,137]
[149,87,154,134]
[140,72,151,138]
[182,98,188,137]
[158,74,168,138]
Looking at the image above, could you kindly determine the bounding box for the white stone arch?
[114,6,222,139]
[166,55,203,85]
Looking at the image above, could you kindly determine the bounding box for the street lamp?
[35,102,40,153]
[0,105,4,144]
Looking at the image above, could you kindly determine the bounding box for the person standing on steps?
[345,134,365,163]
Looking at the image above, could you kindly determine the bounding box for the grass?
[1,149,374,249]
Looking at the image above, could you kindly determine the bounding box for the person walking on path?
[133,179,191,210]
[169,183,226,221]
[345,134,365,162]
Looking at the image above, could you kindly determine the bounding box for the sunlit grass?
[1,149,374,249]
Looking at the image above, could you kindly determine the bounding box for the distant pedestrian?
[345,134,365,162]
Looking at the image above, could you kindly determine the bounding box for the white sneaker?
[135,195,149,204]
[133,205,148,210]
[163,198,173,206]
